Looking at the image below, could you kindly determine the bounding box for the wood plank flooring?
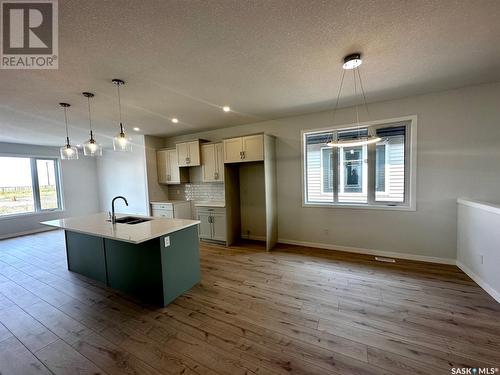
[0,230,499,375]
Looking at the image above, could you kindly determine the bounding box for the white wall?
[0,142,100,238]
[457,199,500,302]
[96,136,149,216]
[165,82,500,262]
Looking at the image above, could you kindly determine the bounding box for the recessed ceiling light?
[222,106,231,112]
[171,118,179,123]
[133,127,140,131]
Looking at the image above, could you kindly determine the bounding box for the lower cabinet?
[197,207,226,242]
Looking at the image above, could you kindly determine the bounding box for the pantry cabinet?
[177,140,200,167]
[223,134,264,163]
[201,143,224,182]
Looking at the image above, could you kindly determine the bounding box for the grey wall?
[144,135,169,204]
[96,135,150,216]
[164,82,500,261]
[0,142,100,238]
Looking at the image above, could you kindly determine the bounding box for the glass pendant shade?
[60,140,79,160]
[113,123,132,151]
[83,133,102,156]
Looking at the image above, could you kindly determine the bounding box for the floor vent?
[375,256,396,263]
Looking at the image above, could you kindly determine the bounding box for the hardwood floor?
[0,230,499,375]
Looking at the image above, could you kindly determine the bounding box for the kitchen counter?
[42,212,199,244]
[41,212,200,307]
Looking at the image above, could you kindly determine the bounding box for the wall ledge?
[277,238,456,265]
[457,198,500,216]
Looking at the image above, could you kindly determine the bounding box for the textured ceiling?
[1,0,500,147]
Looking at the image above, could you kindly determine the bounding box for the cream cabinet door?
[157,150,168,184]
[242,134,264,162]
[223,137,243,163]
[176,142,189,167]
[177,141,200,166]
[187,141,200,166]
[197,212,212,240]
[211,213,227,241]
[214,142,224,181]
[201,144,216,182]
[167,149,180,183]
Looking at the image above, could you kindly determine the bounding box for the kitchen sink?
[114,216,152,225]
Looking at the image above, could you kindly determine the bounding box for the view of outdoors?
[0,157,58,216]
[36,159,58,210]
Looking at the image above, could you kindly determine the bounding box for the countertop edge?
[41,220,200,244]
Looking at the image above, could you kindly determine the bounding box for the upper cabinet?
[157,148,188,184]
[223,134,264,163]
[177,140,200,167]
[201,143,224,182]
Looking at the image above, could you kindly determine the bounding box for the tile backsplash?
[168,183,225,202]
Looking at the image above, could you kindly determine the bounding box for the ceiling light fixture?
[59,103,79,160]
[222,106,231,112]
[112,79,132,152]
[171,118,179,124]
[327,53,381,147]
[82,92,102,157]
[133,127,140,131]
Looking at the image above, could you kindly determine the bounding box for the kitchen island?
[41,213,200,307]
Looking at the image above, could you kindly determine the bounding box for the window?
[303,117,416,209]
[0,156,62,216]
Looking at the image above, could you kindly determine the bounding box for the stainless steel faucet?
[110,196,128,224]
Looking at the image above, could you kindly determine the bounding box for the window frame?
[0,154,64,219]
[301,115,417,211]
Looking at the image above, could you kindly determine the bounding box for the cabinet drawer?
[152,209,174,218]
[196,207,226,215]
[151,203,173,210]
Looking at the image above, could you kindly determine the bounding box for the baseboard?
[0,226,57,240]
[277,238,456,265]
[456,260,500,303]
[241,234,266,241]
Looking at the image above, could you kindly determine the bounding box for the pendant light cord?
[330,68,346,142]
[356,67,370,121]
[63,106,70,144]
[86,96,93,136]
[116,83,123,125]
[353,68,360,138]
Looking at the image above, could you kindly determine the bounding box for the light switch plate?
[164,236,170,247]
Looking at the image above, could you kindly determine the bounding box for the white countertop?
[41,213,200,244]
[150,200,189,205]
[194,201,226,208]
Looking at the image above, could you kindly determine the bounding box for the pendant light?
[82,92,102,156]
[112,79,132,152]
[59,103,79,160]
[327,53,381,147]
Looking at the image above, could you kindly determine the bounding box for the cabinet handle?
[242,151,246,160]
[167,174,171,181]
[214,172,218,180]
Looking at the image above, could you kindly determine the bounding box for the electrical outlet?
[164,236,170,247]
[322,229,329,235]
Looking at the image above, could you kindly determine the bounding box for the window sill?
[0,209,65,221]
[302,202,416,211]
